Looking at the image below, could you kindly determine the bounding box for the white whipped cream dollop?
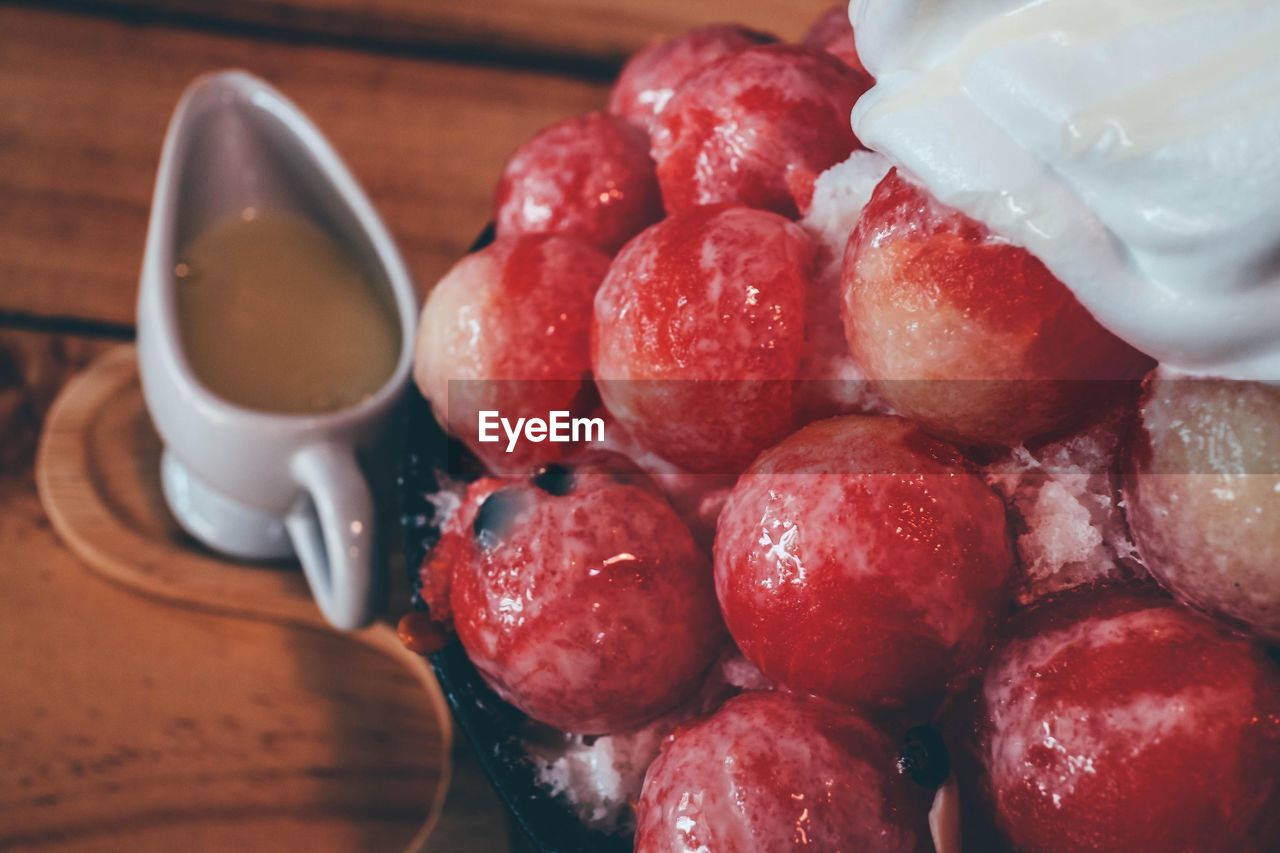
[849,0,1280,381]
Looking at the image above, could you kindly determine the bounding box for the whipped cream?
[849,0,1280,381]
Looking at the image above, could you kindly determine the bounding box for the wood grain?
[36,345,324,628]
[5,327,522,845]
[36,343,416,636]
[68,0,840,66]
[0,474,450,851]
[0,329,117,478]
[0,5,607,327]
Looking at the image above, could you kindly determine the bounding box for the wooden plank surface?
[0,479,446,851]
[0,328,456,852]
[0,5,607,327]
[69,0,840,66]
[0,330,118,479]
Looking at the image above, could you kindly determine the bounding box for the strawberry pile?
[409,6,1280,850]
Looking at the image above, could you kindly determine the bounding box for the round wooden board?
[28,344,514,852]
[37,345,330,628]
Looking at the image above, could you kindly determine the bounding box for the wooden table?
[0,1,836,848]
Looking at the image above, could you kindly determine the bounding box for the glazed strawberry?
[608,24,776,137]
[494,111,663,254]
[1124,373,1280,640]
[418,455,658,624]
[802,5,872,80]
[714,416,1015,712]
[957,584,1280,853]
[592,205,813,474]
[449,454,726,734]
[651,45,869,217]
[843,169,1153,447]
[414,234,609,476]
[635,691,933,852]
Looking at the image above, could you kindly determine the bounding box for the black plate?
[397,225,632,853]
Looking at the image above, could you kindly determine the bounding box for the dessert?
[592,204,812,473]
[651,44,870,217]
[843,169,1153,448]
[414,233,609,475]
[955,585,1280,852]
[440,454,725,734]
[715,416,1014,712]
[595,413,735,550]
[608,24,776,137]
[403,2,1280,847]
[527,649,746,830]
[793,150,891,421]
[850,0,1280,383]
[495,111,663,254]
[635,691,933,852]
[1124,375,1280,640]
[983,400,1145,605]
